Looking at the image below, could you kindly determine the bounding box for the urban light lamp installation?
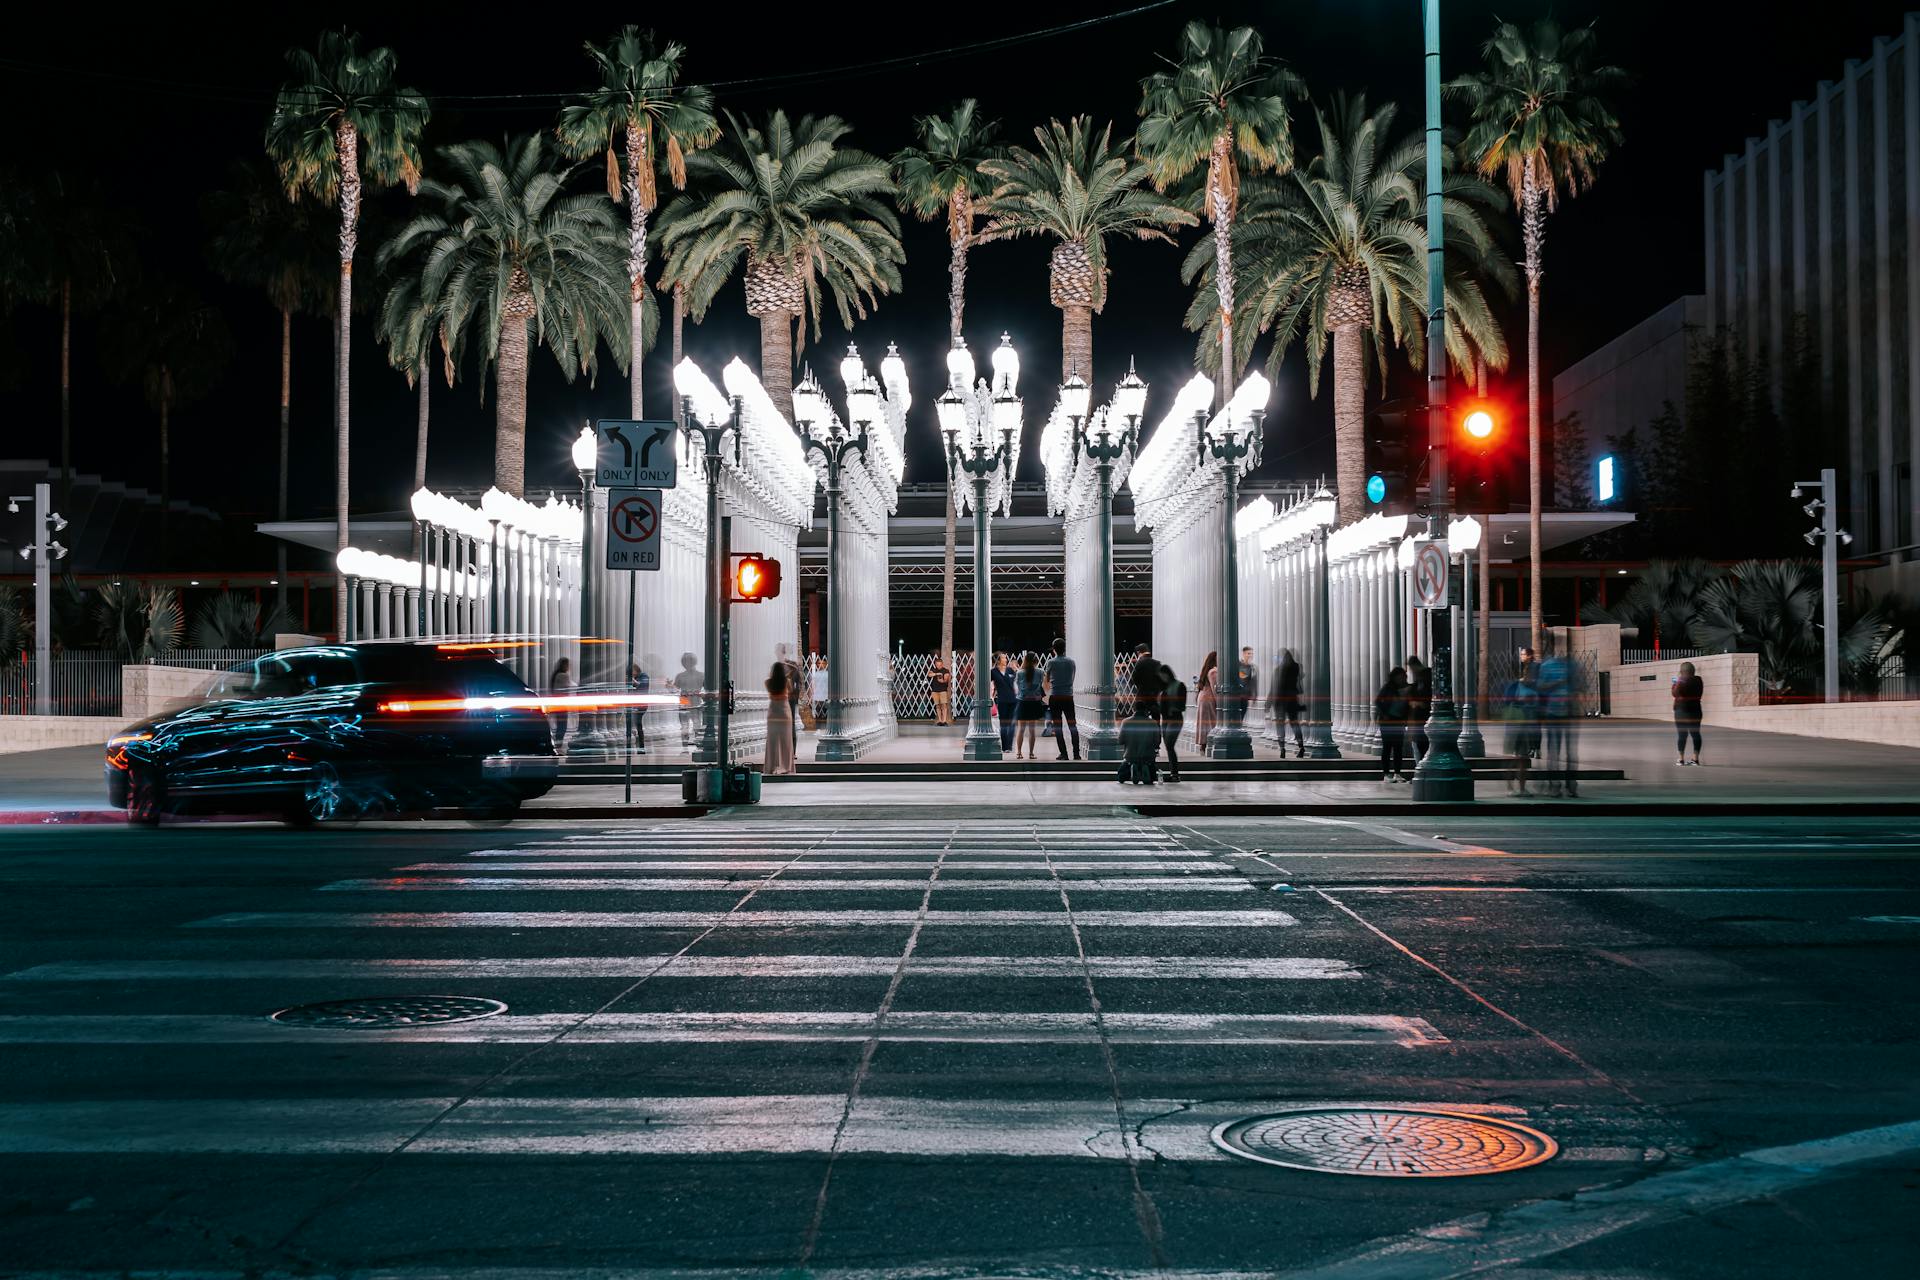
[792,357,873,762]
[1196,373,1270,760]
[938,334,1023,761]
[673,358,747,769]
[1070,364,1147,760]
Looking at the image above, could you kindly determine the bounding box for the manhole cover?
[269,996,507,1029]
[1212,1107,1558,1177]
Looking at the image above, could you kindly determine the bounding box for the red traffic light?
[1455,399,1503,451]
[732,554,782,603]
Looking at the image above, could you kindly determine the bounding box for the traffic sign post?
[596,420,679,490]
[605,488,663,571]
[1413,540,1449,609]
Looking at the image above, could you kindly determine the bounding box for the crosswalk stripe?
[406,861,1233,872]
[186,909,1299,929]
[318,877,1254,893]
[0,1095,1524,1161]
[0,1011,1442,1046]
[3,955,1362,982]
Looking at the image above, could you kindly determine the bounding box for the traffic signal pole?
[1412,0,1474,802]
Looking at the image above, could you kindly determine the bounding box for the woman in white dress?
[764,663,795,775]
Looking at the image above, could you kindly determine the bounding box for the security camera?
[1789,485,1802,499]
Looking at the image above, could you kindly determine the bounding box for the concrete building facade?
[1551,295,1703,468]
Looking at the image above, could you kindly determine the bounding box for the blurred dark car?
[106,643,558,825]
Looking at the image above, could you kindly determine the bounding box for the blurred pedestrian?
[1405,655,1432,762]
[991,651,1018,752]
[1013,650,1046,758]
[929,656,953,725]
[627,659,650,752]
[1672,660,1705,766]
[1503,666,1540,795]
[1537,637,1580,795]
[1270,648,1305,757]
[1045,638,1080,761]
[547,657,575,751]
[810,656,829,730]
[1119,643,1166,785]
[764,663,795,775]
[1233,645,1258,727]
[1376,665,1411,783]
[673,652,703,749]
[1160,664,1188,782]
[1195,650,1220,751]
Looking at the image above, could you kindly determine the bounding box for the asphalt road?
[1,812,1918,1278]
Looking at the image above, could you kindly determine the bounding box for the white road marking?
[319,877,1253,893]
[1278,1117,1920,1279]
[3,955,1365,982]
[1289,815,1510,856]
[187,909,1298,929]
[411,861,1232,872]
[0,1011,1442,1046]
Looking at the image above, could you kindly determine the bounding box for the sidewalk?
[6,717,1917,822]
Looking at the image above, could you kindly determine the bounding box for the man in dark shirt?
[990,651,1018,752]
[1044,638,1080,760]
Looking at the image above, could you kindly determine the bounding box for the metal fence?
[0,653,124,716]
[1620,647,1711,665]
[887,651,1140,720]
[153,648,270,671]
[1483,649,1604,719]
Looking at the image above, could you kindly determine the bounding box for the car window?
[206,661,258,700]
[249,656,304,699]
[283,653,361,691]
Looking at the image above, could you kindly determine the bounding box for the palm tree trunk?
[626,123,647,420]
[672,283,685,368]
[1060,304,1093,389]
[948,229,968,344]
[59,279,71,513]
[1332,323,1367,524]
[1210,133,1236,409]
[333,118,361,640]
[413,356,430,495]
[278,305,291,613]
[1522,156,1545,651]
[495,308,531,497]
[759,311,795,423]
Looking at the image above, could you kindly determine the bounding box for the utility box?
[684,767,760,804]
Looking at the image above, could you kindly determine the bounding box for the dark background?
[3,1,1911,570]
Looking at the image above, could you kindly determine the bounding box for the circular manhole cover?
[1212,1107,1558,1177]
[269,995,507,1029]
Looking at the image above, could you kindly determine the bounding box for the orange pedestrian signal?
[732,554,781,603]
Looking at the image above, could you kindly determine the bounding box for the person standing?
[1121,642,1168,784]
[774,644,803,747]
[627,659,650,752]
[991,651,1018,752]
[672,652,704,750]
[763,663,796,775]
[929,656,953,725]
[1271,648,1305,758]
[1503,666,1540,795]
[1672,660,1705,766]
[1160,665,1188,782]
[810,656,829,731]
[1233,646,1258,728]
[1376,665,1411,783]
[547,657,575,753]
[1012,651,1047,759]
[1404,656,1432,763]
[1044,638,1080,761]
[1194,651,1220,751]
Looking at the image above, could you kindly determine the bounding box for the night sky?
[4,0,1912,570]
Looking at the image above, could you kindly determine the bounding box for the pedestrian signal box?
[731,554,782,603]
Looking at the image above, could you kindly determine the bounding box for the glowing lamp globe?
[946,341,975,392]
[1060,373,1091,423]
[1113,365,1148,424]
[991,333,1019,394]
[839,343,864,390]
[571,426,597,473]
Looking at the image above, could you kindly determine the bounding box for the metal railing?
[151,648,270,671]
[1620,647,1711,665]
[0,653,124,716]
[886,651,1140,720]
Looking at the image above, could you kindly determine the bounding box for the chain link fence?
[886,651,1140,720]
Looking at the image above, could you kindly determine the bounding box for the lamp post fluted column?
[680,394,744,768]
[1075,413,1136,761]
[952,438,1009,761]
[797,410,870,762]
[1306,502,1341,758]
[1203,407,1263,760]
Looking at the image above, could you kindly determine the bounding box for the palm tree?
[267,29,428,631]
[379,134,630,497]
[893,99,1008,667]
[1137,21,1302,401]
[1450,18,1625,649]
[0,173,131,511]
[655,110,902,421]
[205,160,335,610]
[983,117,1195,385]
[104,280,233,556]
[557,26,719,420]
[1183,95,1514,522]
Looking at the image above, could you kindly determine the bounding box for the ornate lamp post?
[570,424,598,644]
[1303,487,1343,759]
[1197,374,1269,760]
[792,363,874,762]
[1069,364,1146,760]
[937,335,1022,762]
[672,359,747,768]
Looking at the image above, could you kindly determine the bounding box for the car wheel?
[286,761,348,827]
[126,766,165,827]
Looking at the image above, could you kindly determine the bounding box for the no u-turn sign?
[1414,540,1449,609]
[606,488,663,571]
